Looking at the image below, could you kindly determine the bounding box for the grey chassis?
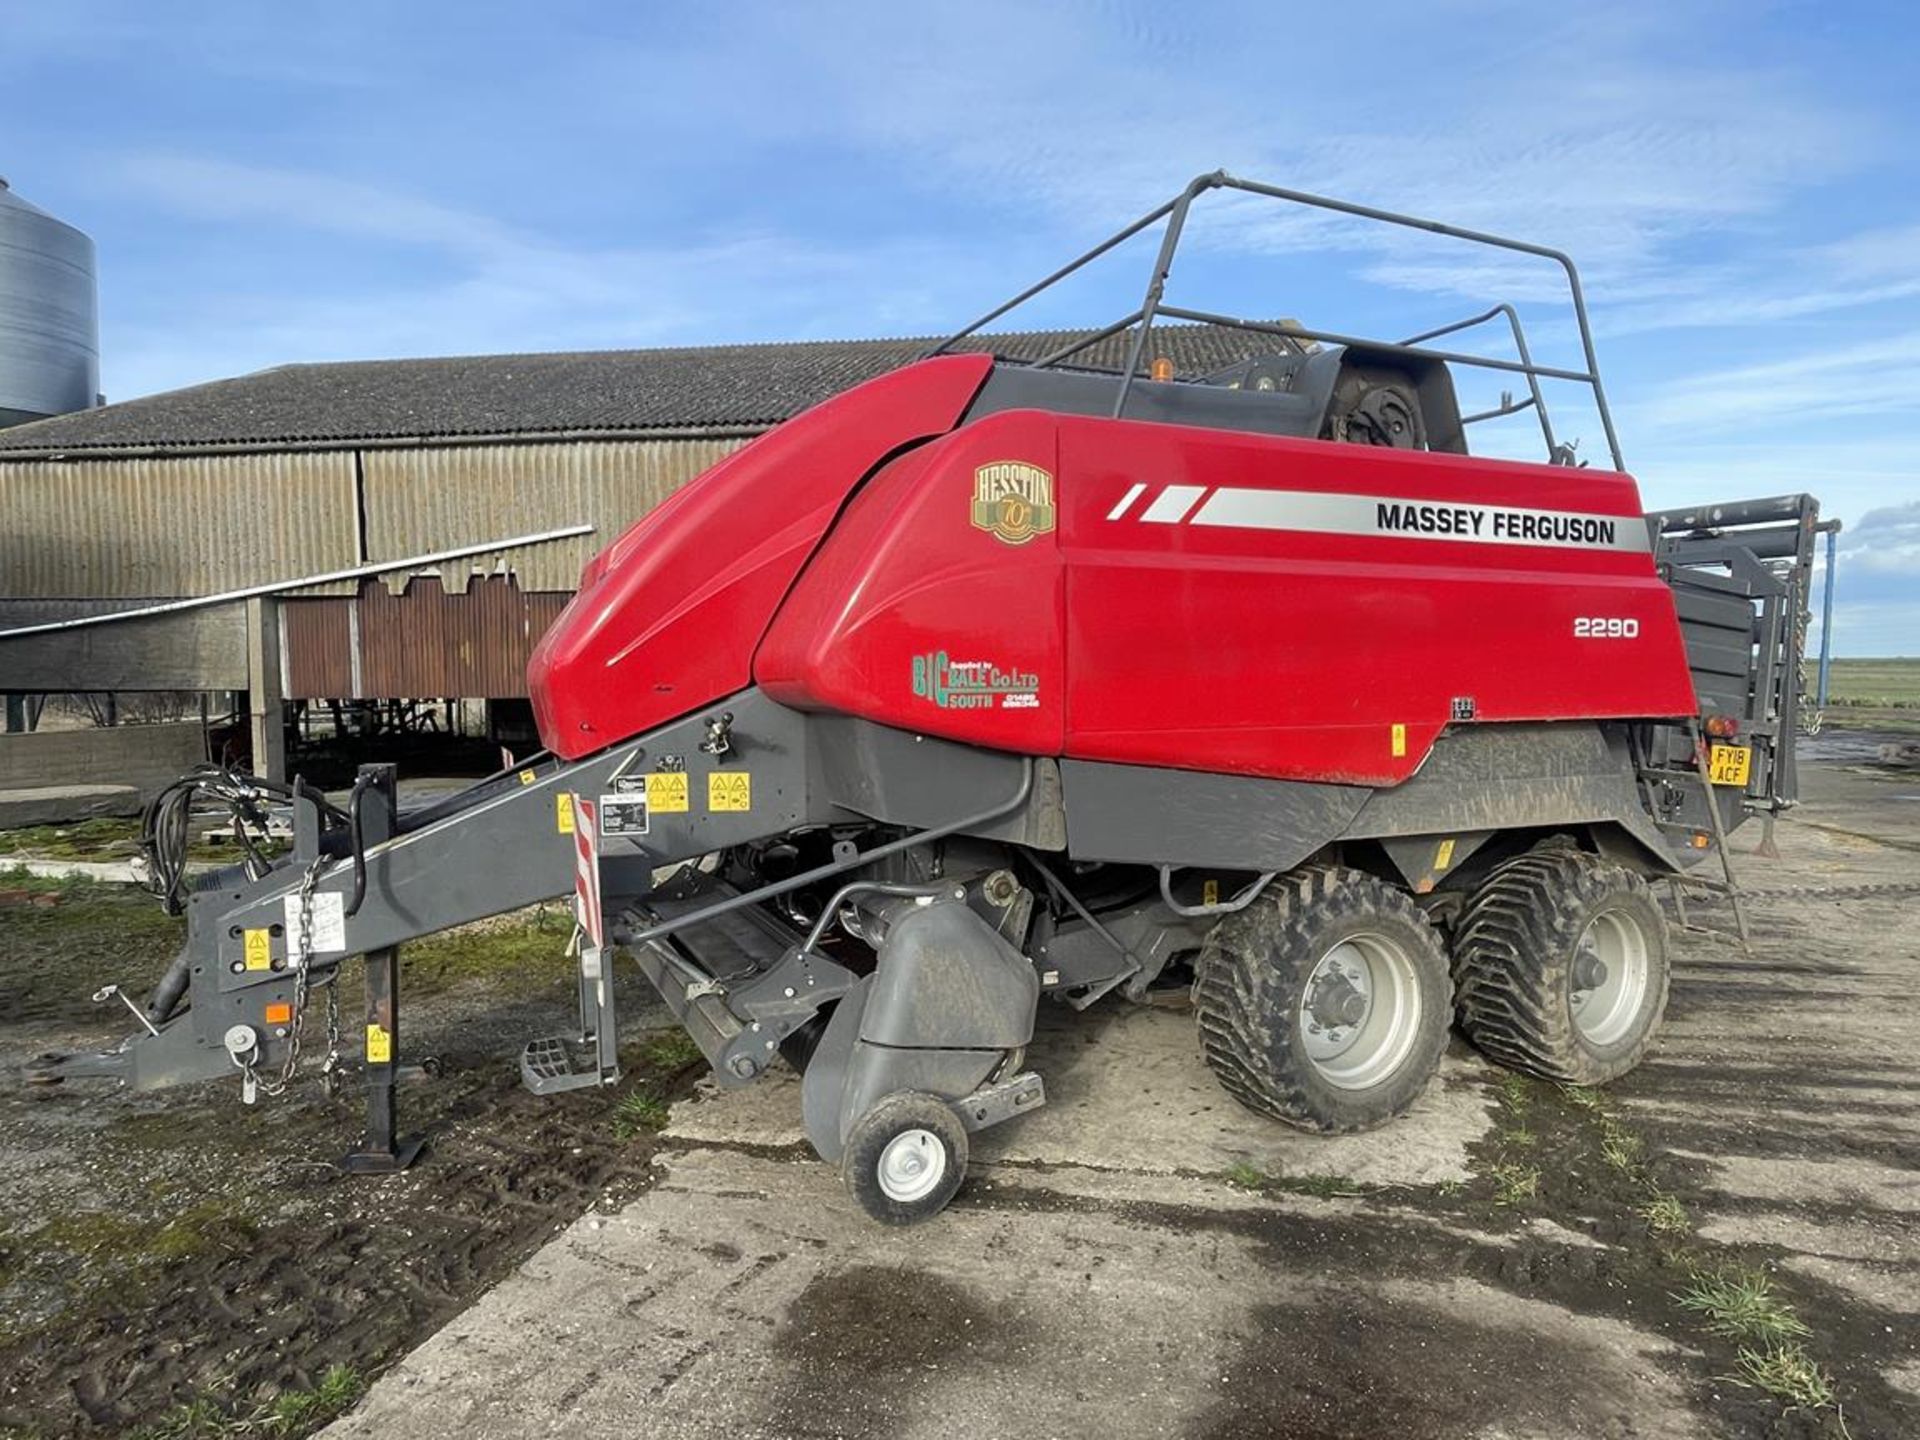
[38,683,1708,1169]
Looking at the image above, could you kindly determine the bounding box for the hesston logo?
[971,461,1056,545]
[911,650,1040,711]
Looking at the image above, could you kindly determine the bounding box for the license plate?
[1708,743,1752,787]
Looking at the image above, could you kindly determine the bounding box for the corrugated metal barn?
[0,324,1290,766]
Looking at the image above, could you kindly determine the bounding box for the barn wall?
[0,599,249,690]
[0,434,752,696]
[0,452,359,598]
[360,436,749,593]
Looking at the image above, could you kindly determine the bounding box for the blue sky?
[4,0,1917,655]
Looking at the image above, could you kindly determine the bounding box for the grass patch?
[639,1027,705,1071]
[1676,1267,1812,1346]
[402,906,572,997]
[257,1363,364,1435]
[1498,1071,1535,1112]
[1557,1081,1604,1111]
[1268,1173,1374,1199]
[1224,1160,1265,1189]
[26,1202,257,1278]
[0,866,184,1016]
[1824,657,1920,707]
[127,1395,230,1440]
[610,1089,670,1139]
[127,1365,365,1440]
[1599,1126,1644,1174]
[1638,1192,1691,1239]
[1472,1068,1849,1426]
[1478,1072,1545,1206]
[1731,1344,1837,1410]
[0,816,284,865]
[1494,1120,1537,1149]
[0,817,144,860]
[0,864,128,898]
[1488,1161,1540,1206]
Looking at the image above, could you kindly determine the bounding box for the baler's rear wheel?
[841,1091,970,1226]
[1451,849,1670,1085]
[1193,866,1452,1133]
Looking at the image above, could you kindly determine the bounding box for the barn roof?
[0,322,1300,458]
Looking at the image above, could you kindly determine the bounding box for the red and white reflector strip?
[1106,485,1649,553]
[571,794,603,949]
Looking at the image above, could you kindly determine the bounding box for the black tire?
[841,1091,969,1226]
[1452,849,1670,1085]
[1192,866,1453,1133]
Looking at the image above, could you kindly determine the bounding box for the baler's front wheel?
[1451,849,1670,1085]
[841,1091,970,1226]
[1193,866,1452,1133]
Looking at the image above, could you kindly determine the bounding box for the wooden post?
[244,597,286,782]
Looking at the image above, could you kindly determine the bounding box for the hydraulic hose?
[146,946,194,1024]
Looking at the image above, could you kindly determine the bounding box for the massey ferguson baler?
[39,174,1821,1224]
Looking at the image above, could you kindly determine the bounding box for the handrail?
[1400,303,1558,459]
[927,171,1625,471]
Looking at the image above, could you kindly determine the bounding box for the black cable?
[138,762,344,914]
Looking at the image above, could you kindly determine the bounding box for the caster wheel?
[841,1091,969,1226]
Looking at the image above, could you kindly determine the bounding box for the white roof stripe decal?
[1106,481,1148,522]
[1140,484,1208,524]
[1104,485,1648,553]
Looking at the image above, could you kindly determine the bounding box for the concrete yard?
[322,742,1920,1440]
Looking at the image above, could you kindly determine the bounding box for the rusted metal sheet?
[0,452,358,598]
[359,438,748,593]
[279,577,567,699]
[280,596,354,699]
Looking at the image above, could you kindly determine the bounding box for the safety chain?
[321,966,344,1098]
[238,856,332,1102]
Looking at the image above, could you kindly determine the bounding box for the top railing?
[925,171,1625,471]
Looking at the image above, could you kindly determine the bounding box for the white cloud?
[102,155,1004,395]
[1629,331,1920,436]
[711,3,1866,310]
[1837,502,1920,586]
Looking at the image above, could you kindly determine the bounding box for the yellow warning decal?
[647,772,690,813]
[1391,723,1408,758]
[1202,877,1220,906]
[1434,838,1456,870]
[556,793,575,835]
[708,771,752,812]
[518,768,538,786]
[243,928,272,971]
[365,1023,392,1065]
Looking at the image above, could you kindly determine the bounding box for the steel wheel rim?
[1569,910,1650,1047]
[877,1128,947,1203]
[1298,932,1423,1091]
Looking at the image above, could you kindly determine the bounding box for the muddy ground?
[3,738,1918,1439]
[0,891,695,1438]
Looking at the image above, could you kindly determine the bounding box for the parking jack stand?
[342,945,425,1173]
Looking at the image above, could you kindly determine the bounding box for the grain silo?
[0,176,99,428]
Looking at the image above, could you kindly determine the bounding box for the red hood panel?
[527,354,992,758]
